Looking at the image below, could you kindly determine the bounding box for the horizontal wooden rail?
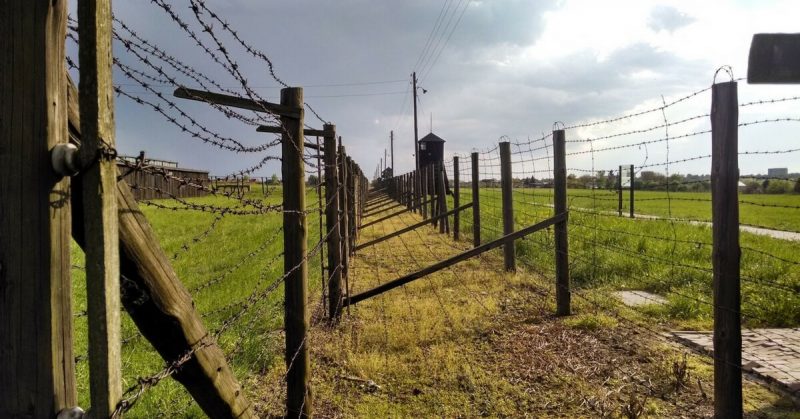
[344,212,567,307]
[255,127,322,150]
[256,125,324,137]
[356,202,473,251]
[360,197,435,229]
[174,87,301,118]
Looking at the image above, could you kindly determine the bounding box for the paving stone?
[614,290,667,307]
[672,328,800,394]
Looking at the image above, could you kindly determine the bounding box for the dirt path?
[564,202,800,242]
[285,205,797,417]
[631,213,800,242]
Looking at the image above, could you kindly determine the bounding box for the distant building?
[768,168,789,177]
[117,155,210,200]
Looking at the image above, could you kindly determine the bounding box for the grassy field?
[71,187,324,417]
[504,188,800,232]
[67,184,800,417]
[449,187,800,329]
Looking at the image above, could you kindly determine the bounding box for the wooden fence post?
[453,157,461,241]
[397,174,406,205]
[431,165,438,227]
[553,129,571,316]
[77,0,123,415]
[499,142,516,272]
[323,125,343,321]
[471,152,481,247]
[711,80,742,419]
[437,163,448,234]
[280,87,311,418]
[421,166,428,219]
[416,170,422,215]
[618,165,623,217]
[629,164,635,218]
[430,164,437,227]
[411,172,416,211]
[0,2,78,415]
[409,172,414,211]
[348,158,356,251]
[338,144,350,306]
[353,161,360,243]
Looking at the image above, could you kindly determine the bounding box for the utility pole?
[390,130,394,173]
[413,72,419,172]
[384,149,388,173]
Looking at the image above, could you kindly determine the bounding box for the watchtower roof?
[419,132,445,143]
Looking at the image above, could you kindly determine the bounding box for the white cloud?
[98,0,800,176]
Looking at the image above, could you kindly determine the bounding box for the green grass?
[69,184,800,416]
[474,188,800,232]
[448,187,800,329]
[71,187,324,417]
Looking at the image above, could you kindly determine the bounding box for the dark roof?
[419,132,445,143]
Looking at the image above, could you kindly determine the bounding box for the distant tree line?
[501,170,800,194]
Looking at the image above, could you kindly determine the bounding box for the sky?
[67,0,800,179]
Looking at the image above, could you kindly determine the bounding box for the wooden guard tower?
[419,132,445,168]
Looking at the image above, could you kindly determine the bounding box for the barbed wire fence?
[7,1,800,416]
[59,1,370,417]
[370,70,800,417]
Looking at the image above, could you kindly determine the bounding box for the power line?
[305,91,409,98]
[420,0,471,82]
[416,0,459,76]
[412,0,453,72]
[391,82,413,131]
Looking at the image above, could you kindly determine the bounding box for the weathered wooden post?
[352,161,360,243]
[0,2,78,416]
[453,157,461,240]
[78,0,124,414]
[711,80,742,419]
[499,142,516,272]
[430,164,438,226]
[431,164,438,226]
[629,164,635,218]
[430,164,437,227]
[410,172,415,212]
[471,152,481,247]
[417,169,422,215]
[323,125,343,321]
[400,174,405,206]
[618,165,623,217]
[410,173,414,209]
[553,129,571,316]
[339,144,350,306]
[347,157,356,251]
[421,165,428,219]
[437,163,448,234]
[78,0,122,417]
[280,87,311,417]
